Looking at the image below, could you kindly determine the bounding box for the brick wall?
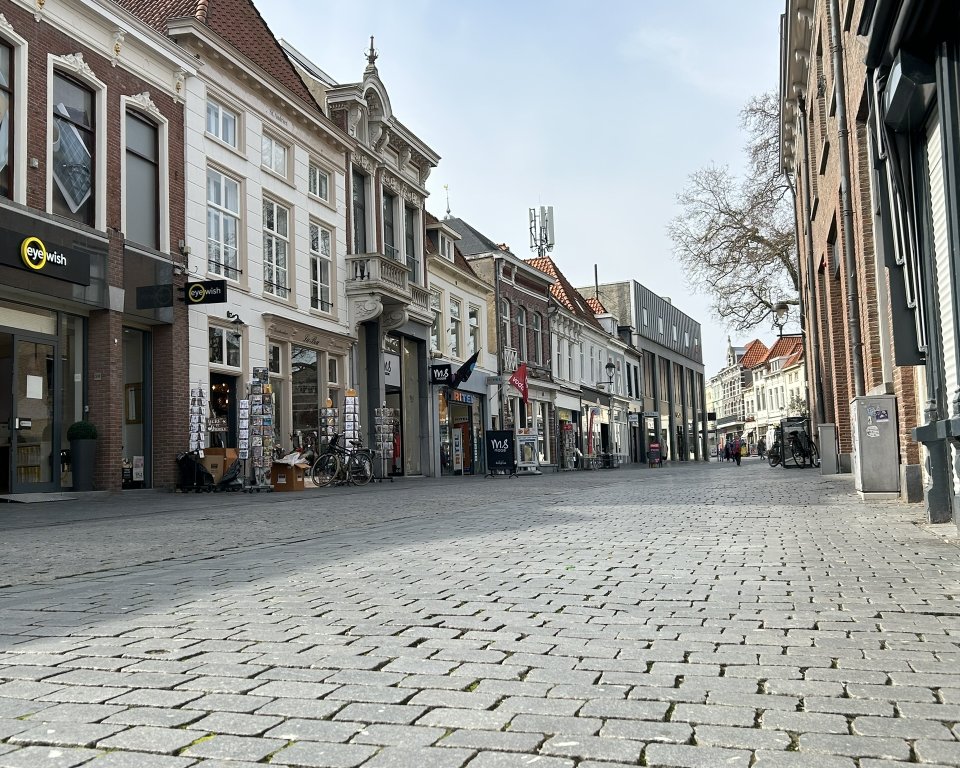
[9,4,187,490]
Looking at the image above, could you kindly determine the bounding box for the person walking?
[732,435,742,466]
[757,437,766,459]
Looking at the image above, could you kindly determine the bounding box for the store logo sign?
[21,236,68,271]
[183,279,227,304]
[490,439,510,452]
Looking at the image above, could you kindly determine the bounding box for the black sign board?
[136,284,174,310]
[430,364,452,385]
[707,411,717,422]
[0,228,93,285]
[183,279,227,304]
[484,430,516,475]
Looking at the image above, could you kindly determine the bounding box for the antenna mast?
[528,205,555,258]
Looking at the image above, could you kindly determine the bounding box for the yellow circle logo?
[21,237,47,271]
[187,283,207,303]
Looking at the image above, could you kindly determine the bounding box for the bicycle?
[311,432,375,487]
[786,428,820,468]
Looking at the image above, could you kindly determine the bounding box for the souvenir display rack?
[343,389,360,443]
[241,367,274,492]
[374,404,396,482]
[319,398,339,452]
[188,385,207,456]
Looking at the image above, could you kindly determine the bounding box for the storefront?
[556,406,579,470]
[0,211,106,494]
[382,333,425,477]
[437,387,485,476]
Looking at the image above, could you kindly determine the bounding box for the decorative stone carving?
[128,92,162,119]
[399,146,412,168]
[373,123,390,152]
[351,296,384,326]
[112,29,125,66]
[352,151,372,173]
[59,53,95,80]
[174,69,186,102]
[381,307,408,333]
[419,163,431,184]
[348,105,363,137]
[0,14,14,35]
[382,173,401,194]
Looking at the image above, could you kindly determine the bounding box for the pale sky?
[259,1,784,376]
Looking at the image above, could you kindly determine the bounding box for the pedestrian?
[757,437,766,459]
[732,435,742,466]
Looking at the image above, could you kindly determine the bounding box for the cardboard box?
[199,456,225,483]
[205,447,239,464]
[271,462,309,491]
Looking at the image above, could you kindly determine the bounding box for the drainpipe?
[493,255,505,430]
[827,0,866,397]
[795,94,828,425]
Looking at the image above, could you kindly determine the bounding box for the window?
[555,336,563,378]
[590,345,595,381]
[580,343,584,381]
[567,341,575,382]
[352,169,366,253]
[468,306,481,356]
[500,299,511,348]
[641,307,648,326]
[209,325,241,368]
[52,72,95,225]
[449,297,462,358]
[532,313,543,365]
[310,221,332,311]
[405,205,419,283]
[439,234,453,261]
[627,362,633,397]
[308,160,329,200]
[430,290,442,352]
[684,331,690,347]
[383,191,397,259]
[672,325,678,343]
[0,42,13,199]
[657,317,664,335]
[261,133,287,176]
[206,98,237,147]
[327,355,341,406]
[206,168,240,279]
[269,343,282,374]
[262,198,289,299]
[516,307,528,360]
[125,111,159,249]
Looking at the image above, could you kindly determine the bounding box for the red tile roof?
[526,256,603,330]
[740,339,769,369]
[116,0,320,111]
[763,335,803,364]
[585,296,606,314]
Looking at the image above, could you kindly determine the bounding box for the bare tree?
[668,91,798,331]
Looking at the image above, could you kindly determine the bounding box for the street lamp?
[602,359,616,388]
[772,301,789,337]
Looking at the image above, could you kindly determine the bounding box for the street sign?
[183,279,227,304]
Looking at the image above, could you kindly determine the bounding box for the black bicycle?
[311,432,375,487]
[786,428,820,468]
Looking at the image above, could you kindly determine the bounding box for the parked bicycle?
[785,428,820,468]
[311,432,375,487]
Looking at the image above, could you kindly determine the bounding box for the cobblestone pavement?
[1,459,959,767]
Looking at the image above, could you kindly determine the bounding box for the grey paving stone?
[182,711,283,736]
[670,704,756,727]
[751,751,856,767]
[0,745,103,767]
[643,742,752,767]
[83,753,197,767]
[179,734,285,762]
[357,746,475,768]
[579,698,669,720]
[101,707,204,728]
[439,729,545,753]
[263,718,363,742]
[324,685,412,704]
[0,699,53,719]
[96,725,201,754]
[9,722,126,748]
[914,739,960,765]
[539,734,643,762]
[495,697,583,716]
[252,697,344,720]
[417,708,512,731]
[507,714,602,735]
[267,741,377,768]
[600,719,692,744]
[802,696,894,716]
[463,754,573,768]
[694,724,791,750]
[19,703,125,723]
[760,710,849,734]
[797,733,911,760]
[852,715,954,740]
[103,690,202,708]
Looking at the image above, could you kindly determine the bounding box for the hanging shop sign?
[183,279,227,304]
[430,364,451,385]
[0,229,92,285]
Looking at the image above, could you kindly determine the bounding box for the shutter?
[927,111,957,491]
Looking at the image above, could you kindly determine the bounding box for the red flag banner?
[508,363,529,404]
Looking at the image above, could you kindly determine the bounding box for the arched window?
[516,307,527,360]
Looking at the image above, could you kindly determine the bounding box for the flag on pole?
[450,349,481,390]
[508,363,529,404]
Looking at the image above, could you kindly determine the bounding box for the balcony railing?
[346,251,409,295]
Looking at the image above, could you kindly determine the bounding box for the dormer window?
[439,234,454,262]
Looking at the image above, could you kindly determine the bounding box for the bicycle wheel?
[348,452,374,486]
[767,443,781,467]
[789,440,807,468]
[312,452,341,487]
[809,441,820,468]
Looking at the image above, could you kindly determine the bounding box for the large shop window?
[290,345,343,434]
[52,72,95,226]
[310,221,332,311]
[0,41,14,200]
[263,198,290,299]
[207,168,240,279]
[125,111,159,250]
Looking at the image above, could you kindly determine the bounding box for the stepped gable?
[526,256,603,331]
[116,0,319,112]
[740,338,769,369]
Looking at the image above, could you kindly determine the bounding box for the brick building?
[0,0,194,493]
[780,0,931,507]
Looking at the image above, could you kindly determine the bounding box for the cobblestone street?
[1,460,959,768]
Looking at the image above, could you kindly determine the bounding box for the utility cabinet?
[851,395,900,499]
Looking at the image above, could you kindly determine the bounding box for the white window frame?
[430,289,443,353]
[309,220,333,313]
[209,323,243,371]
[449,297,462,359]
[439,233,454,261]
[517,307,528,361]
[532,313,543,365]
[262,197,290,300]
[308,159,330,202]
[47,55,108,231]
[205,96,239,149]
[206,166,241,281]
[468,305,481,356]
[261,132,288,177]
[0,27,28,204]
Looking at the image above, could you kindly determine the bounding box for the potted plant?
[67,420,97,491]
